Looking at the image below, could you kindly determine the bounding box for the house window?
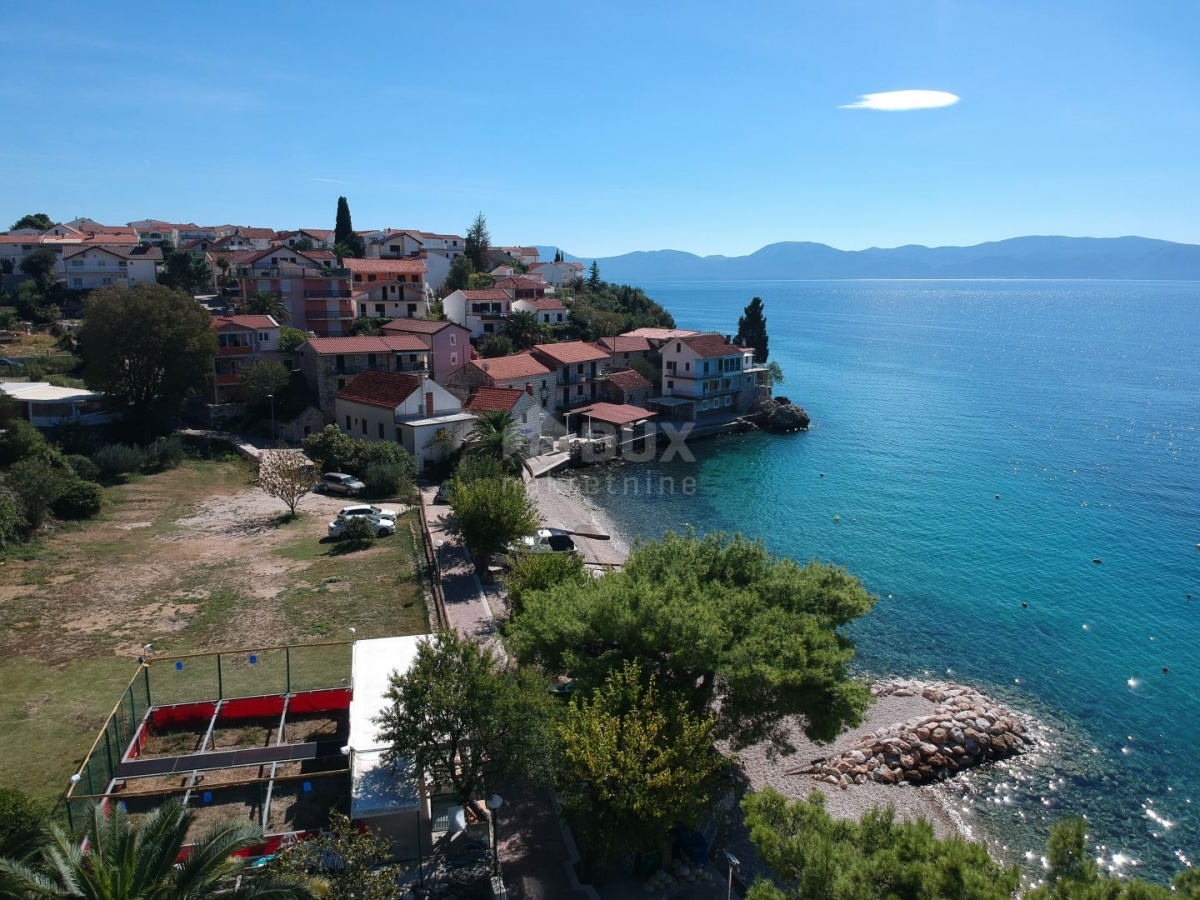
[450,352,458,365]
[337,378,346,390]
[407,304,417,316]
[450,334,457,346]
[345,415,352,430]
[685,362,690,371]
[258,332,269,343]
[378,422,384,439]
[361,419,367,435]
[667,379,674,389]
[71,259,83,267]
[703,362,710,374]
[725,396,732,407]
[701,400,708,411]
[556,313,563,323]
[72,278,82,287]
[367,353,377,368]
[676,343,681,352]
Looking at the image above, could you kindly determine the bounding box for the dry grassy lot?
[0,458,427,807]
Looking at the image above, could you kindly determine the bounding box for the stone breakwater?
[791,681,1032,788]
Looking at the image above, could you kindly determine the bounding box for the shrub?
[0,786,43,859]
[302,425,359,473]
[355,441,417,480]
[48,420,95,456]
[0,420,48,469]
[147,434,185,471]
[7,456,72,530]
[93,443,146,481]
[0,486,24,549]
[52,479,104,520]
[65,454,100,482]
[332,515,376,553]
[503,550,588,618]
[362,461,412,499]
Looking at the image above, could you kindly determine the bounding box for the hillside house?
[530,341,610,413]
[60,244,162,290]
[335,371,471,473]
[512,296,567,326]
[463,386,549,454]
[443,289,514,338]
[599,368,654,408]
[298,335,431,411]
[233,247,353,336]
[380,318,470,383]
[446,353,554,413]
[653,333,770,423]
[210,314,282,404]
[345,257,430,319]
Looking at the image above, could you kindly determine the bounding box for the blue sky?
[1,1,1196,257]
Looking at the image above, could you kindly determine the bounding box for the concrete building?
[298,335,431,412]
[462,386,549,454]
[380,318,470,383]
[232,246,353,336]
[530,341,611,413]
[0,382,116,427]
[210,315,282,404]
[653,333,770,423]
[512,296,567,326]
[600,368,654,408]
[442,289,514,339]
[345,257,430,319]
[60,244,162,290]
[596,334,652,370]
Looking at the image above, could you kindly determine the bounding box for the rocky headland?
[749,395,811,432]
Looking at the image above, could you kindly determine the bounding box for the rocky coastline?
[748,394,811,432]
[790,680,1033,788]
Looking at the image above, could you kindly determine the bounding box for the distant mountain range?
[536,236,1200,282]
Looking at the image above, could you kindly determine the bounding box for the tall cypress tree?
[464,212,490,272]
[333,196,364,258]
[736,296,769,362]
[587,260,601,290]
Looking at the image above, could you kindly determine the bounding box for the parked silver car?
[319,473,365,495]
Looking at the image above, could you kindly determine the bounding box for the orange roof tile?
[532,341,610,365]
[598,335,652,353]
[605,369,653,393]
[345,258,427,275]
[212,315,278,330]
[304,335,428,354]
[578,402,656,426]
[463,387,526,413]
[470,353,551,382]
[680,334,752,358]
[336,370,421,409]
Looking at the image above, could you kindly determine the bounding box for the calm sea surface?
[576,280,1200,881]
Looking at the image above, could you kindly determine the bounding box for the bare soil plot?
[0,459,427,806]
[267,772,350,833]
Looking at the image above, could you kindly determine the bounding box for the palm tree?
[0,800,323,899]
[239,290,290,324]
[503,310,543,350]
[463,409,533,476]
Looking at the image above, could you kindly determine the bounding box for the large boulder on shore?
[767,403,810,432]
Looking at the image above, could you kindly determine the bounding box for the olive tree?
[257,449,318,518]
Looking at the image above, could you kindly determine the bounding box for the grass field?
[0,458,428,808]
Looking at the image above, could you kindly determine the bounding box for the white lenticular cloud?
[840,90,960,111]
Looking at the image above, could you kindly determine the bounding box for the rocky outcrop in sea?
[789,680,1032,788]
[750,395,810,432]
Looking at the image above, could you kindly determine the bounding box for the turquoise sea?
[576,280,1200,882]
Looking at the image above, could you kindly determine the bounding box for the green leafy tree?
[507,530,877,750]
[503,310,543,350]
[239,289,290,323]
[462,409,532,477]
[375,630,559,819]
[0,420,48,468]
[0,486,25,549]
[19,248,59,294]
[741,789,1020,900]
[291,236,315,252]
[736,296,770,363]
[241,359,292,411]
[560,662,721,868]
[278,326,308,354]
[446,474,537,575]
[333,197,364,258]
[6,453,73,532]
[269,811,394,900]
[767,360,785,386]
[466,272,495,290]
[9,214,54,232]
[553,249,563,263]
[478,334,513,358]
[444,255,475,293]
[464,212,490,272]
[13,281,59,324]
[587,259,601,290]
[160,249,214,295]
[79,283,218,429]
[0,799,322,899]
[0,787,42,863]
[502,549,587,618]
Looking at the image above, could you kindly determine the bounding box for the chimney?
[526,382,534,397]
[725,334,732,344]
[425,391,434,415]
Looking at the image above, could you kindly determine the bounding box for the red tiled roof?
[623,327,701,341]
[304,335,428,354]
[463,387,526,413]
[460,289,511,301]
[233,227,276,240]
[680,334,751,358]
[61,244,163,260]
[598,335,652,353]
[531,341,609,365]
[519,298,566,311]
[336,370,421,409]
[212,315,278,330]
[300,229,333,240]
[493,276,543,290]
[381,318,460,336]
[470,353,550,382]
[578,402,656,426]
[605,369,653,393]
[350,279,425,299]
[83,232,140,244]
[345,257,427,275]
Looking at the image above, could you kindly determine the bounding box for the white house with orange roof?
[512,296,567,326]
[653,333,770,423]
[344,257,430,319]
[528,260,584,287]
[446,353,554,412]
[443,288,515,338]
[334,370,471,473]
[61,244,162,290]
[530,341,611,413]
[463,386,548,452]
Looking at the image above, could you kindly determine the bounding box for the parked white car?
[498,528,577,566]
[328,514,396,539]
[336,504,400,523]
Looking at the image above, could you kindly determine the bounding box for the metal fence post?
[143,663,152,708]
[286,647,292,695]
[217,653,224,700]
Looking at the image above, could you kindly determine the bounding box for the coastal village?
[0,208,1163,900]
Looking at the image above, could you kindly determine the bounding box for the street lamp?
[267,393,276,441]
[486,794,504,875]
[724,850,741,900]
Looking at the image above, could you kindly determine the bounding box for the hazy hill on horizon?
[535,236,1200,282]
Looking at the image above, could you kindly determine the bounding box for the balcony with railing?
[304,310,356,321]
[235,265,350,279]
[304,290,352,299]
